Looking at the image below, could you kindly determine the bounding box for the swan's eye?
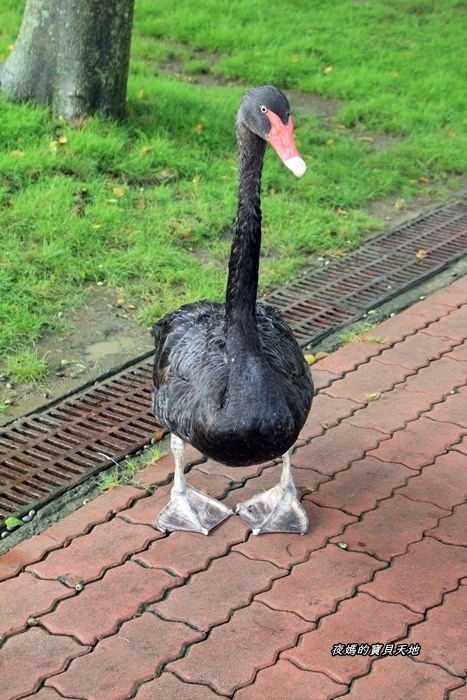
[260,105,268,114]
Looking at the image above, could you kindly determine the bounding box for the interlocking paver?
[233,501,356,569]
[256,544,386,621]
[423,305,467,341]
[47,613,202,700]
[195,458,266,482]
[309,368,339,390]
[347,386,433,434]
[292,421,386,476]
[0,533,61,582]
[400,586,467,677]
[426,503,466,546]
[394,450,467,510]
[1,628,89,700]
[134,515,248,577]
[401,356,466,398]
[360,538,467,612]
[41,560,181,644]
[152,551,286,630]
[168,602,312,696]
[0,571,74,640]
[452,435,467,455]
[309,456,412,515]
[376,332,456,370]
[449,340,467,363]
[135,673,219,699]
[313,339,388,375]
[367,416,465,470]
[448,683,467,699]
[299,393,363,440]
[22,689,69,700]
[27,517,161,583]
[234,659,348,699]
[426,386,467,428]
[330,494,446,560]
[346,656,465,699]
[43,485,142,542]
[323,358,414,402]
[282,592,422,685]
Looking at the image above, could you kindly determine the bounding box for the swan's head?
[237,85,306,177]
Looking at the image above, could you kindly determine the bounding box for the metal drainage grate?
[1,198,466,526]
[266,198,467,343]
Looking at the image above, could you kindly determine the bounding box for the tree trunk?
[0,0,135,123]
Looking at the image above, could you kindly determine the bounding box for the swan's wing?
[257,303,314,410]
[151,302,228,433]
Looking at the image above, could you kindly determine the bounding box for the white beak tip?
[285,157,307,177]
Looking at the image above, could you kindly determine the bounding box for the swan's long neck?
[225,123,266,349]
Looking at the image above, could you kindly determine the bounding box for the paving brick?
[1,628,89,700]
[118,484,172,525]
[135,673,219,699]
[293,421,386,477]
[223,464,330,513]
[152,551,285,631]
[168,602,312,696]
[314,340,387,376]
[47,613,202,700]
[299,393,363,440]
[0,571,74,640]
[234,659,348,700]
[233,501,356,569]
[452,436,467,455]
[0,533,60,582]
[377,332,455,370]
[44,485,143,543]
[347,655,465,699]
[134,515,248,577]
[421,278,467,307]
[395,450,467,510]
[426,503,467,546]
[448,684,467,699]
[449,341,467,363]
[41,560,181,644]
[401,586,467,677]
[194,458,266,482]
[423,306,467,341]
[347,386,433,434]
[426,386,467,428]
[367,416,464,470]
[27,518,161,584]
[135,445,204,488]
[310,368,339,390]
[256,544,385,621]
[330,494,446,560]
[401,357,466,399]
[361,538,467,612]
[323,358,414,403]
[22,689,70,700]
[283,592,421,685]
[403,299,460,320]
[309,456,413,516]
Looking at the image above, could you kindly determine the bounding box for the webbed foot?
[155,483,233,535]
[236,483,309,535]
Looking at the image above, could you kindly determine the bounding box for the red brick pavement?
[0,277,466,700]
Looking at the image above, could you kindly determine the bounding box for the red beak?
[266,111,306,177]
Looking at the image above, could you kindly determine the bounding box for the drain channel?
[1,198,466,525]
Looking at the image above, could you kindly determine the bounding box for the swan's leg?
[236,450,309,535]
[155,434,233,535]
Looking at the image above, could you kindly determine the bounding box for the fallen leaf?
[92,223,103,229]
[11,150,25,158]
[356,136,374,143]
[416,249,428,259]
[194,124,203,135]
[418,176,431,183]
[304,354,316,365]
[326,138,335,146]
[57,135,68,145]
[106,198,118,204]
[323,65,333,74]
[338,542,348,549]
[290,55,299,62]
[140,145,152,155]
[112,186,126,197]
[315,351,329,361]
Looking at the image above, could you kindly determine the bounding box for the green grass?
[0,0,465,383]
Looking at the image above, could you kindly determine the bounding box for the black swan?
[151,85,314,535]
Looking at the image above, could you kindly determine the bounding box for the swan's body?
[152,86,314,535]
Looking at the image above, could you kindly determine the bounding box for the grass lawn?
[0,0,466,388]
